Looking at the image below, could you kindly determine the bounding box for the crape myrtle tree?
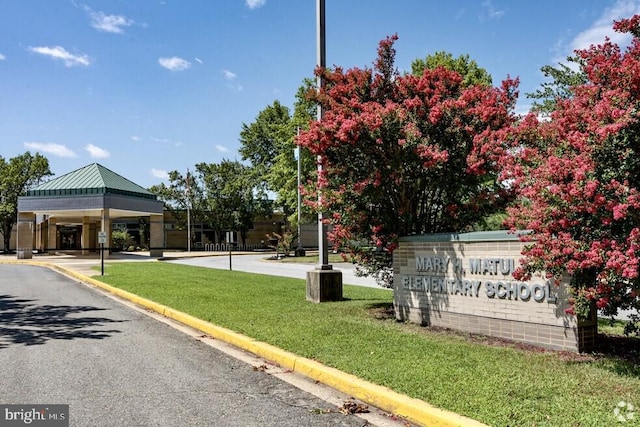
[501,16,640,334]
[297,35,518,286]
[412,51,511,232]
[0,152,52,253]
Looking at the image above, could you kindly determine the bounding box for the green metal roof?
[26,163,156,200]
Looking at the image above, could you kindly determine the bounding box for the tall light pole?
[295,128,305,257]
[316,0,330,269]
[306,0,342,302]
[186,168,191,252]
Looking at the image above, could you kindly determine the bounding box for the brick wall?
[393,231,596,352]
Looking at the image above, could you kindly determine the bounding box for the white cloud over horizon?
[85,143,110,159]
[150,168,169,180]
[0,53,5,61]
[245,0,266,10]
[24,142,77,157]
[29,46,90,67]
[215,144,229,153]
[159,56,191,71]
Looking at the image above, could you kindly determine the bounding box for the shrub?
[111,230,131,251]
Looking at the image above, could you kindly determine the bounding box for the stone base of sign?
[393,231,597,353]
[16,250,32,259]
[306,267,343,303]
[395,304,597,352]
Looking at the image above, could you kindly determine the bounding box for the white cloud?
[83,5,134,34]
[215,145,229,153]
[222,69,242,91]
[29,46,90,67]
[0,53,5,61]
[480,0,505,20]
[571,1,640,51]
[222,69,237,80]
[24,142,77,157]
[150,168,169,179]
[195,57,203,64]
[130,135,141,142]
[85,143,110,159]
[246,0,266,10]
[158,56,191,71]
[151,136,170,143]
[553,0,640,65]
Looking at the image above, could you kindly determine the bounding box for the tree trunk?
[2,223,13,253]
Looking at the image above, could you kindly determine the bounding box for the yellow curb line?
[5,260,487,427]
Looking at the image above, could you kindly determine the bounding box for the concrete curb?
[6,260,487,427]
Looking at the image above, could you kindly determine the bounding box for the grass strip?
[96,261,640,426]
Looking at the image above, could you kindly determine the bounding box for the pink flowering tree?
[297,35,518,286]
[503,16,640,333]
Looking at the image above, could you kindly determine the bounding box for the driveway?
[0,263,388,426]
[166,253,385,288]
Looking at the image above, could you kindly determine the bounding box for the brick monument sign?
[393,231,597,352]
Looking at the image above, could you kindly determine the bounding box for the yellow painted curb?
[3,260,487,427]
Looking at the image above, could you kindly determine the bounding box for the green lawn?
[96,262,640,427]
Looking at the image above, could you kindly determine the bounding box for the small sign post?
[226,231,234,271]
[98,231,107,276]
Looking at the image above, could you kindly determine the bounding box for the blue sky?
[2,0,640,189]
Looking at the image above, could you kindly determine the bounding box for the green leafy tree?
[149,170,207,248]
[239,100,291,189]
[239,83,318,230]
[526,55,587,115]
[0,152,52,252]
[196,160,271,245]
[411,51,493,86]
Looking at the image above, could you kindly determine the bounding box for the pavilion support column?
[40,218,47,253]
[47,217,57,253]
[16,212,35,259]
[149,214,164,258]
[101,209,111,259]
[82,216,91,255]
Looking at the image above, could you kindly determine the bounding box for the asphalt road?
[166,253,385,288]
[0,263,377,427]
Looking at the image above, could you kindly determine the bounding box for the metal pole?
[316,0,330,269]
[296,129,303,253]
[186,169,191,252]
